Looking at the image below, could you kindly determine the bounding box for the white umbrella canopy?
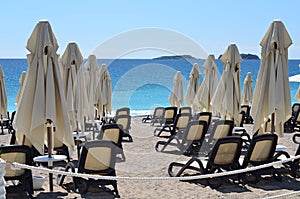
[211,44,242,125]
[84,54,99,119]
[61,42,88,131]
[14,71,27,106]
[13,21,75,155]
[193,54,219,114]
[96,64,112,119]
[185,63,200,107]
[251,21,292,136]
[168,71,184,107]
[242,72,253,105]
[0,66,7,117]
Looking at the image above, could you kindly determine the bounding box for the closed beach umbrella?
[251,21,292,136]
[0,66,7,117]
[211,44,242,125]
[168,71,184,107]
[185,63,200,107]
[61,42,88,131]
[84,54,99,119]
[96,64,112,119]
[242,72,253,105]
[14,71,27,106]
[193,55,219,114]
[13,21,74,155]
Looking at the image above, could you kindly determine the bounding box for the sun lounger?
[168,136,243,188]
[97,123,126,161]
[240,133,285,183]
[58,140,120,197]
[0,145,34,198]
[155,120,208,156]
[154,113,191,138]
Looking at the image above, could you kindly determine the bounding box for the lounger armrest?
[58,162,76,186]
[155,136,180,152]
[168,158,205,177]
[274,151,290,161]
[293,133,300,144]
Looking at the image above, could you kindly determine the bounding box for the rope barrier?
[7,154,300,181]
[263,190,300,199]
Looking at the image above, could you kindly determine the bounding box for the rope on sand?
[7,155,300,181]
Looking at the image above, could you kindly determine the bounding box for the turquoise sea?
[1,58,300,115]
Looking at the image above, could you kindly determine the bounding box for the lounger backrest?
[195,112,212,126]
[100,124,122,146]
[164,107,177,124]
[79,140,116,173]
[0,145,32,177]
[153,107,165,118]
[116,107,130,116]
[212,120,234,140]
[209,136,242,166]
[292,103,300,114]
[2,151,26,177]
[115,115,131,132]
[86,147,111,170]
[174,113,192,130]
[240,105,250,116]
[250,140,273,162]
[243,133,277,167]
[185,120,208,142]
[295,110,300,123]
[179,107,192,114]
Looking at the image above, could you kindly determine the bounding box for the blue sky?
[1,0,300,58]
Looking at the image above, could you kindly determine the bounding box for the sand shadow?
[246,175,300,191]
[35,191,69,199]
[188,177,252,194]
[60,182,119,199]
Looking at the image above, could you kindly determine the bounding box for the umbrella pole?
[46,119,53,191]
[0,114,3,135]
[271,112,275,133]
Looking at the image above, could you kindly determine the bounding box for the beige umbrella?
[96,64,112,119]
[14,71,27,106]
[168,71,184,107]
[193,54,219,114]
[185,63,200,107]
[13,21,74,155]
[211,44,242,125]
[84,54,99,119]
[242,72,253,105]
[0,66,7,117]
[251,21,292,136]
[61,42,88,132]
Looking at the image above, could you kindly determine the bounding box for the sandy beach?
[2,116,300,199]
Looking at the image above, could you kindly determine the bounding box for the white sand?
[2,117,300,199]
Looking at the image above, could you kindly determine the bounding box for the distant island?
[218,53,260,60]
[153,53,260,60]
[153,55,198,60]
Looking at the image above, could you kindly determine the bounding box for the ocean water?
[1,58,300,115]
